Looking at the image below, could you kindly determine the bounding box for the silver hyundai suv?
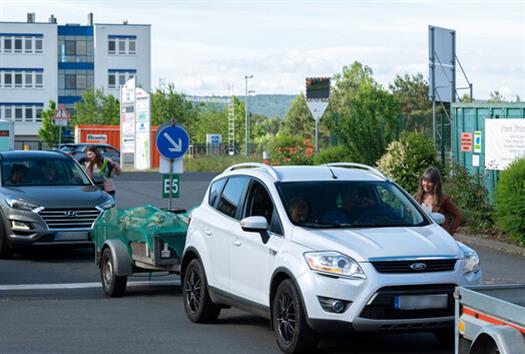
[0,151,115,258]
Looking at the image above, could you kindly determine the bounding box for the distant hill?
[188,94,297,118]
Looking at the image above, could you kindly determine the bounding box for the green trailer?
[452,102,525,199]
[92,205,189,297]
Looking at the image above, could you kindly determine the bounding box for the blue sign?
[156,124,190,160]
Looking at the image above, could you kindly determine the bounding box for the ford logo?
[64,211,78,218]
[410,262,427,271]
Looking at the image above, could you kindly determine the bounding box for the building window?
[118,73,126,86]
[14,37,22,53]
[35,72,43,88]
[25,107,33,122]
[128,40,136,54]
[77,74,87,89]
[25,72,33,87]
[4,73,12,87]
[15,73,23,88]
[4,38,12,53]
[65,40,76,56]
[108,39,116,54]
[36,108,43,122]
[35,38,43,53]
[4,107,12,120]
[108,73,116,88]
[15,107,23,122]
[24,38,32,53]
[118,40,126,55]
[65,74,76,89]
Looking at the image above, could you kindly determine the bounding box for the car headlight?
[99,198,115,210]
[458,242,480,275]
[304,251,366,279]
[5,196,40,211]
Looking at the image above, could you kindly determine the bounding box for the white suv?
[181,163,482,353]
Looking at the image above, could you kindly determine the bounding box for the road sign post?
[155,121,189,210]
[305,78,330,153]
[53,104,71,150]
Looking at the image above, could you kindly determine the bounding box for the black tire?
[0,227,13,259]
[183,259,221,323]
[100,247,127,297]
[434,327,454,348]
[272,279,318,354]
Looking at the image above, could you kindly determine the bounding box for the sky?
[1,0,524,99]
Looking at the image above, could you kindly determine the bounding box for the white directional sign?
[156,125,190,160]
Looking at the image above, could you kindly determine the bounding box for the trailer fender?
[101,239,133,276]
[470,325,525,354]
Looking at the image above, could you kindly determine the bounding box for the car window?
[277,181,429,228]
[216,176,249,219]
[2,158,92,186]
[244,180,283,235]
[208,178,226,207]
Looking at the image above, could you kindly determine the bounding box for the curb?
[455,233,525,257]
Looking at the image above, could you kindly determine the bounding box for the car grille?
[371,259,457,273]
[359,284,455,320]
[38,208,101,230]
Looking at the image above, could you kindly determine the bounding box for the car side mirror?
[240,216,270,244]
[430,212,445,225]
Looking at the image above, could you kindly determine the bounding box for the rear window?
[2,157,92,187]
[208,178,226,207]
[216,176,249,219]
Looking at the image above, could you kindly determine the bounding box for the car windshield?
[59,145,77,152]
[2,157,92,187]
[277,181,429,228]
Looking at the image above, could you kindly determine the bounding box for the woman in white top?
[85,146,122,198]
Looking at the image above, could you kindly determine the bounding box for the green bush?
[184,155,259,173]
[444,164,494,233]
[376,132,438,194]
[494,158,525,244]
[313,145,353,165]
[269,133,314,165]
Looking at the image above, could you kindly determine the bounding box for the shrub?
[494,158,525,244]
[443,164,494,233]
[376,132,438,194]
[269,133,314,165]
[184,155,259,173]
[313,145,353,165]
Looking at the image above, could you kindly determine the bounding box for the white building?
[0,13,151,149]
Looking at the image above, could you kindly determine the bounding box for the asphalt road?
[1,172,524,354]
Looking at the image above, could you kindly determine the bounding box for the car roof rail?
[323,162,388,181]
[223,162,280,181]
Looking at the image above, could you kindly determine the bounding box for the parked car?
[181,162,482,354]
[0,150,115,258]
[57,143,120,165]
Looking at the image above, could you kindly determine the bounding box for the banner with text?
[485,119,525,170]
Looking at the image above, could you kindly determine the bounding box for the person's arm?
[108,159,122,175]
[443,195,462,234]
[84,162,93,179]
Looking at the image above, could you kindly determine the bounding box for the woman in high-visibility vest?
[85,145,122,198]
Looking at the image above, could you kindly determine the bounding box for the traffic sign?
[162,174,180,198]
[156,124,190,160]
[54,104,71,127]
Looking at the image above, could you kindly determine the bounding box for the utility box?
[0,121,15,151]
[452,102,525,199]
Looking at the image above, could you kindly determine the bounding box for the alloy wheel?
[277,290,296,344]
[185,268,202,313]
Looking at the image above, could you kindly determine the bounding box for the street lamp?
[244,74,253,156]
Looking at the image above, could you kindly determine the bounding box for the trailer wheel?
[470,334,500,354]
[101,247,127,297]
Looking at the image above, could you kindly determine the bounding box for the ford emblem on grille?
[410,262,427,271]
[64,211,78,218]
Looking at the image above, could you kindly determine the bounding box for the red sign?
[461,132,473,152]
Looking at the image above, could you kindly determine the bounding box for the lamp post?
[244,74,253,156]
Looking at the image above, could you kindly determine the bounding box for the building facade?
[0,13,151,149]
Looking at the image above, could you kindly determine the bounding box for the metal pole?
[315,120,319,153]
[430,27,436,145]
[441,112,445,165]
[469,83,473,101]
[58,125,62,150]
[244,76,248,156]
[168,159,173,210]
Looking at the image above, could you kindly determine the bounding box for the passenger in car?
[10,164,28,185]
[414,167,462,235]
[288,196,310,224]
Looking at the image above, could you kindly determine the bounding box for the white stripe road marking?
[0,280,181,291]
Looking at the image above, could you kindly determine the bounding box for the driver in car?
[288,197,310,224]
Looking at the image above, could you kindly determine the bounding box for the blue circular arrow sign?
[155,125,190,160]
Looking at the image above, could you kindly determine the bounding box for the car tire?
[100,247,127,297]
[272,279,318,354]
[183,259,221,323]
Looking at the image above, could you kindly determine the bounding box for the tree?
[281,94,314,138]
[151,84,196,128]
[38,101,61,147]
[73,88,120,125]
[325,62,402,165]
[488,91,506,103]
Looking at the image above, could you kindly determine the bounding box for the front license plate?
[54,232,89,241]
[394,294,448,310]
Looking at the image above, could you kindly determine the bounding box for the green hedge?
[184,155,259,173]
[313,145,353,165]
[495,158,525,244]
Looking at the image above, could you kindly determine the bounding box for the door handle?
[204,228,212,236]
[232,238,241,247]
